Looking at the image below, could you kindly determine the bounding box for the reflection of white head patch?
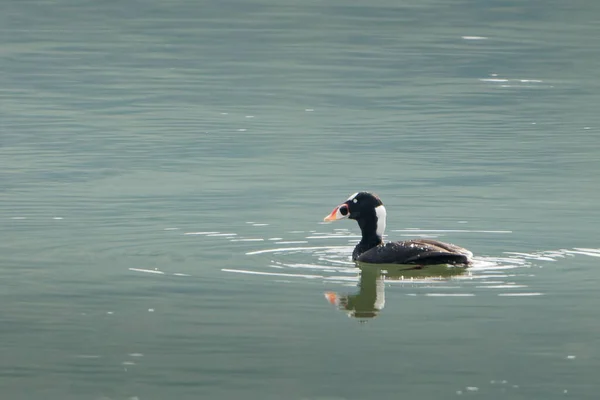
[347,192,359,201]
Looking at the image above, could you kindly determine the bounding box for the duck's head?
[323,192,387,239]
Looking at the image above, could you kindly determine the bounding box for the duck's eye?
[339,205,349,216]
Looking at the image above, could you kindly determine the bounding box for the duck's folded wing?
[410,239,473,257]
[357,240,471,265]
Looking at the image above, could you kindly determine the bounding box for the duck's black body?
[324,192,472,266]
[354,239,471,265]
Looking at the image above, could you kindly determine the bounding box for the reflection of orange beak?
[323,206,339,222]
[324,291,339,305]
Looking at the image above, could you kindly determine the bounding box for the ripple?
[129,268,165,275]
[14,213,592,305]
[479,75,552,89]
[305,234,362,239]
[222,269,324,280]
[226,229,600,311]
[129,268,190,277]
[564,248,600,257]
[391,229,512,234]
[246,246,350,256]
[498,292,543,297]
[235,231,600,287]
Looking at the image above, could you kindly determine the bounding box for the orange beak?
[323,206,340,222]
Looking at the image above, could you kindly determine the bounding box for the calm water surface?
[2,0,600,399]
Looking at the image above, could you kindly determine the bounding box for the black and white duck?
[324,192,473,265]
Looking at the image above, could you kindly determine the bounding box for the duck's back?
[356,239,472,265]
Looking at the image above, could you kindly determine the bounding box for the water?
[2,0,600,398]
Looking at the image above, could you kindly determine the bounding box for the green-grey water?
[2,0,600,399]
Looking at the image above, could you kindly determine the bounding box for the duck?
[323,192,473,265]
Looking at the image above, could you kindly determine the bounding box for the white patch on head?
[375,205,387,239]
[352,199,357,203]
[346,192,359,201]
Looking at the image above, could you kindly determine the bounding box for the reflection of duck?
[326,267,385,320]
[324,192,473,265]
[325,264,468,320]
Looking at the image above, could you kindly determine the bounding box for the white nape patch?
[346,192,359,201]
[375,205,387,239]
